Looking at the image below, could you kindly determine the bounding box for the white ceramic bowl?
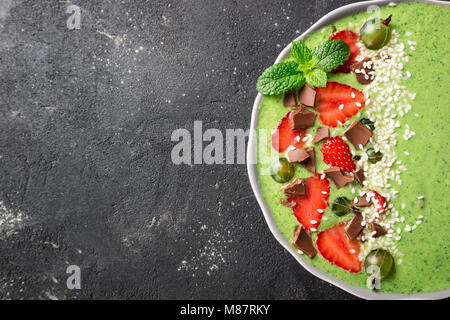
[247,0,450,300]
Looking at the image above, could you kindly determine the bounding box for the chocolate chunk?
[371,222,387,238]
[344,121,373,150]
[298,85,316,107]
[312,127,329,144]
[301,147,316,174]
[354,168,365,186]
[280,198,297,208]
[283,89,297,107]
[354,195,370,207]
[345,212,364,240]
[350,57,374,85]
[282,178,307,197]
[287,148,310,163]
[291,107,316,130]
[323,167,354,189]
[292,226,317,259]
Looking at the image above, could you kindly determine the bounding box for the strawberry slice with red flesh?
[288,175,330,231]
[316,82,365,128]
[369,190,388,213]
[316,223,362,273]
[321,136,356,172]
[271,111,306,153]
[330,30,360,73]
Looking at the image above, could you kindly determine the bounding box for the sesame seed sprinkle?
[354,29,419,259]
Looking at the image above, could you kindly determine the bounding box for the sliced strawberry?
[316,223,362,273]
[319,104,346,128]
[316,82,365,128]
[271,111,306,153]
[330,30,360,73]
[321,136,356,172]
[288,175,330,231]
[369,191,388,213]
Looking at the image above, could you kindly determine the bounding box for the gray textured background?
[0,0,360,299]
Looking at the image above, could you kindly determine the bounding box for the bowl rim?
[246,0,450,300]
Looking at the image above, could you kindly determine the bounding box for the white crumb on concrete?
[0,201,27,238]
[177,227,233,277]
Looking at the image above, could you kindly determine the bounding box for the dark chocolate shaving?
[298,85,316,107]
[291,107,316,130]
[354,195,371,207]
[350,58,375,85]
[312,127,329,144]
[301,147,316,174]
[354,168,365,186]
[292,226,317,259]
[283,89,297,107]
[371,222,387,238]
[344,121,373,150]
[324,167,354,189]
[345,212,365,240]
[282,178,307,197]
[287,148,310,163]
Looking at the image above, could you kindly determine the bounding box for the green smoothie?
[256,2,450,295]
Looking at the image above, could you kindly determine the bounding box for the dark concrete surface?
[0,0,361,299]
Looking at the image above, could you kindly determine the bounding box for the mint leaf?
[256,39,350,95]
[297,58,318,73]
[256,61,305,95]
[291,41,312,66]
[305,69,327,88]
[312,40,350,72]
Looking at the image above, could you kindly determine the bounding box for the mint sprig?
[256,39,350,95]
[312,40,351,72]
[305,68,327,88]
